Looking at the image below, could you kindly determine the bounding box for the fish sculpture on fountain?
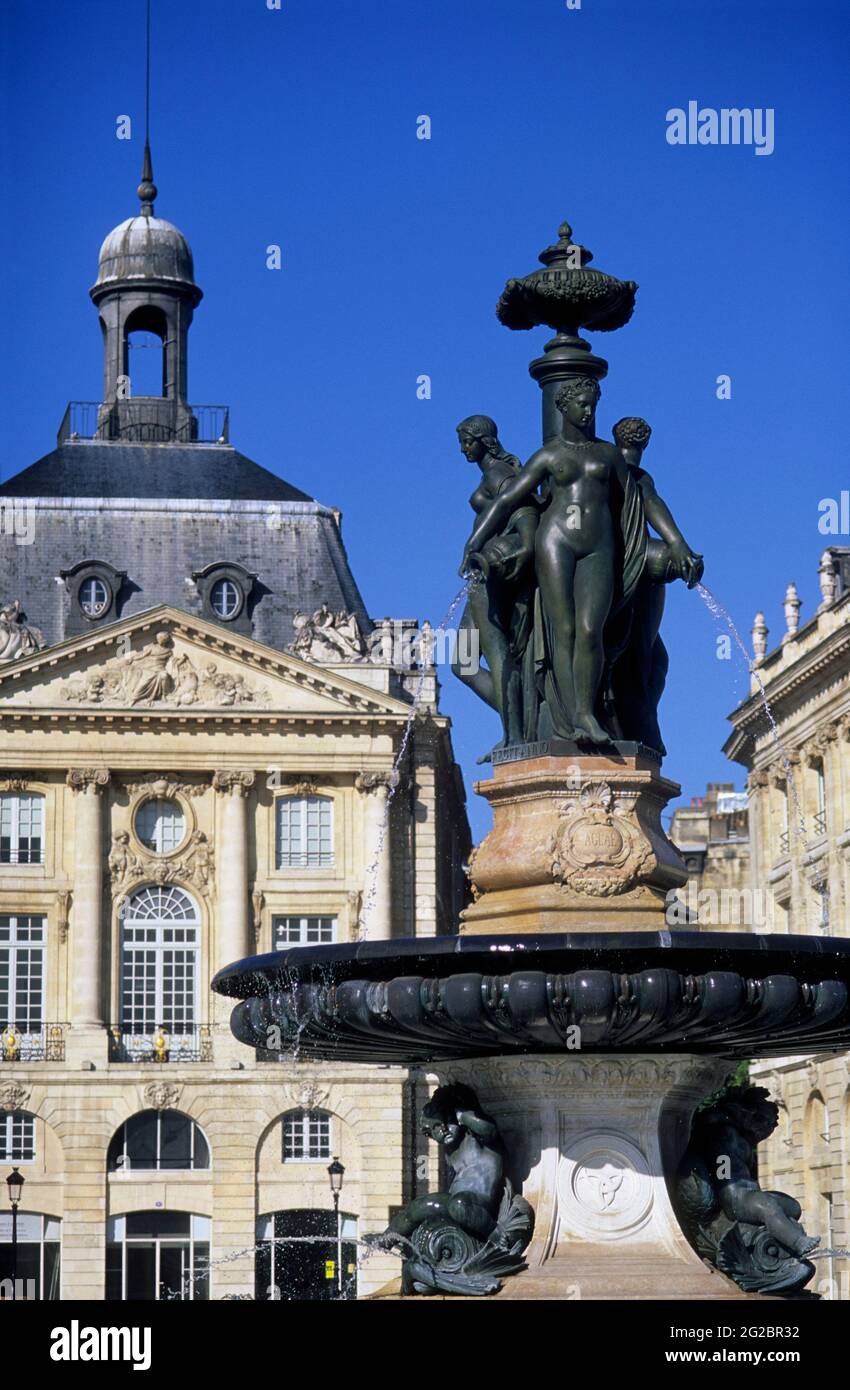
[371,1083,534,1296]
[675,1084,819,1295]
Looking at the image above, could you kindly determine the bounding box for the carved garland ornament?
[0,776,32,792]
[108,830,214,895]
[0,1082,31,1111]
[549,782,655,896]
[123,774,209,799]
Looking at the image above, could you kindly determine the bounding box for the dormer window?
[59,560,126,636]
[191,562,257,636]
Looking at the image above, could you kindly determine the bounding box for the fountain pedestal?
[372,1054,750,1301]
[462,747,689,935]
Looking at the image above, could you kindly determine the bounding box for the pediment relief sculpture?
[61,631,269,707]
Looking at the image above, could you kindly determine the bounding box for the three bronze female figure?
[454,378,703,755]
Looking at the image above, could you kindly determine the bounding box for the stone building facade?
[669,782,750,930]
[0,151,470,1300]
[724,547,850,1299]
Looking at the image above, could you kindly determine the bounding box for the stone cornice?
[0,708,447,732]
[724,624,850,763]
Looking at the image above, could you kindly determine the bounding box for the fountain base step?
[368,1255,765,1300]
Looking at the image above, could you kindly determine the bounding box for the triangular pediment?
[0,606,414,720]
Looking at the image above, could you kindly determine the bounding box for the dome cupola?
[89,143,203,441]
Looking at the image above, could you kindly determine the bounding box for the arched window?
[0,1212,61,1300]
[119,886,200,1060]
[124,305,167,398]
[108,1109,209,1172]
[282,1109,332,1162]
[275,796,334,869]
[0,792,44,865]
[256,1210,357,1301]
[106,1212,209,1301]
[0,1110,36,1163]
[805,1092,830,1148]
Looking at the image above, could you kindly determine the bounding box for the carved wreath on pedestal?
[550,782,655,897]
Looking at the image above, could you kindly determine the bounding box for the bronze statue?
[461,380,702,750]
[604,416,703,754]
[452,416,537,749]
[674,1084,819,1294]
[374,1082,534,1296]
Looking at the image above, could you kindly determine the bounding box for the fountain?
[213,219,850,1300]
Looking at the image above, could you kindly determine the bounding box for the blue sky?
[3,0,849,838]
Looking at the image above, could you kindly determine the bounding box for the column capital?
[66,767,111,794]
[212,769,255,797]
[355,770,399,796]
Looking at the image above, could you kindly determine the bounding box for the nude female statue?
[452,416,538,749]
[462,378,702,745]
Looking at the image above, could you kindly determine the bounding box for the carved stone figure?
[289,604,366,662]
[0,599,45,662]
[451,416,538,750]
[62,632,268,707]
[108,831,138,886]
[373,1083,534,1296]
[461,381,702,751]
[183,830,212,887]
[674,1084,818,1294]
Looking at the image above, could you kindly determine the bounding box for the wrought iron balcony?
[58,401,230,446]
[0,1024,65,1062]
[109,1026,212,1063]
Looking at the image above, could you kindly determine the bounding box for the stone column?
[212,770,255,971]
[355,773,396,940]
[66,768,110,1029]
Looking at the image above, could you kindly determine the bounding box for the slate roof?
[0,441,314,503]
[0,442,369,654]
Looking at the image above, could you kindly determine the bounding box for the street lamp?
[327,1157,345,1298]
[6,1168,25,1301]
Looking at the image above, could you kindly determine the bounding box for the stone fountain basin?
[212,930,850,1064]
